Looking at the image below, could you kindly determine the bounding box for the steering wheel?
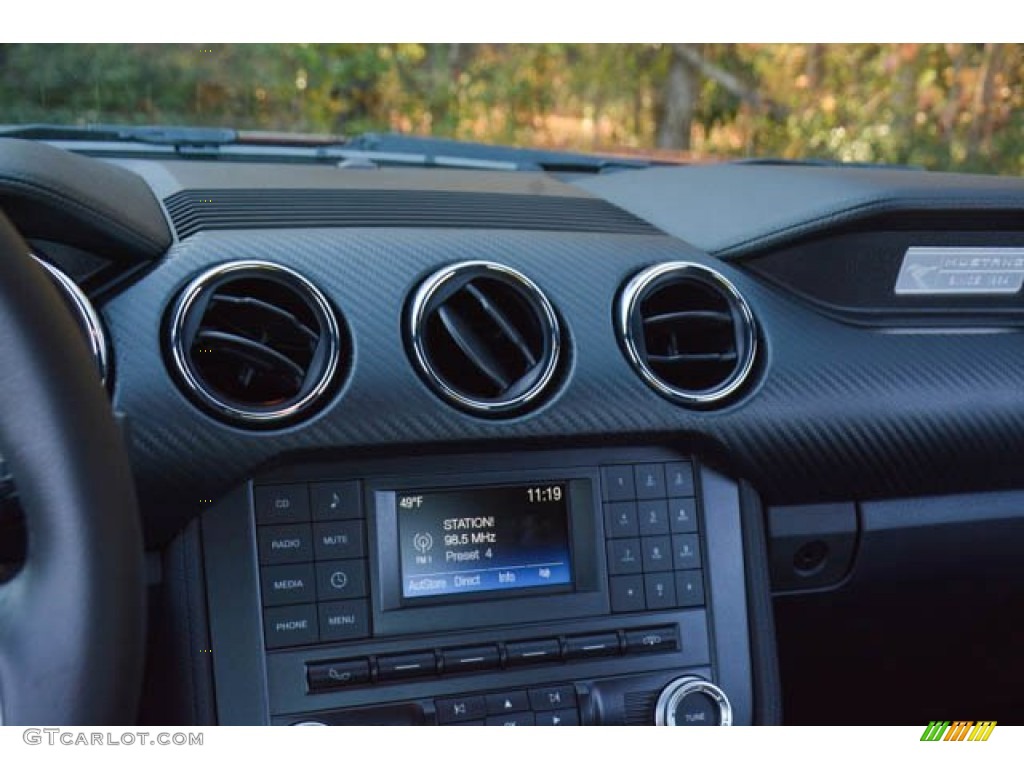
[0,213,145,725]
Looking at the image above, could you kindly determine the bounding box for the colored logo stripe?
[920,720,996,741]
[944,721,972,741]
[968,722,997,742]
[921,721,950,741]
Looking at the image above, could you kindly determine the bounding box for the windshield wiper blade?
[0,123,238,146]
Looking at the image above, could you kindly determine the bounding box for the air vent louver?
[618,262,757,406]
[407,262,562,415]
[167,261,345,426]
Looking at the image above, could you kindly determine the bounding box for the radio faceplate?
[202,447,753,725]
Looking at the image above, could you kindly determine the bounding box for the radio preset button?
[264,604,319,649]
[442,645,500,674]
[604,501,639,538]
[624,626,680,655]
[315,560,367,600]
[637,499,670,536]
[536,709,579,726]
[258,524,313,565]
[317,600,370,642]
[601,466,636,501]
[504,638,561,666]
[672,533,702,570]
[260,563,315,607]
[378,652,437,681]
[634,464,667,500]
[564,632,620,660]
[610,574,645,613]
[255,484,310,525]
[436,695,486,724]
[313,520,365,560]
[644,572,677,610]
[668,497,698,533]
[665,462,695,497]
[528,685,577,711]
[675,570,705,607]
[641,535,673,573]
[307,658,370,691]
[606,538,642,575]
[485,690,530,715]
[311,481,362,521]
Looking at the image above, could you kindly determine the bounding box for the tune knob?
[655,677,732,726]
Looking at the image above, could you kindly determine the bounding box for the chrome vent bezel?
[618,261,758,406]
[32,255,110,387]
[407,260,563,416]
[167,260,343,426]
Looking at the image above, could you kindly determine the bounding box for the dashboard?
[3,136,1024,725]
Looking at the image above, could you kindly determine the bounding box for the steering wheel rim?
[0,213,145,725]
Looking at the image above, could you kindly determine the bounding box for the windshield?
[1,43,1021,175]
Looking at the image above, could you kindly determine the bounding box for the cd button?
[377,652,437,681]
[536,709,579,726]
[306,658,370,692]
[436,695,486,724]
[528,685,577,711]
[504,638,561,666]
[254,485,310,525]
[601,466,636,501]
[485,690,530,715]
[311,481,362,521]
[441,645,500,674]
[564,632,620,660]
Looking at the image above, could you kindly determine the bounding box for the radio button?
[313,521,365,560]
[536,709,579,726]
[529,685,576,711]
[601,466,636,501]
[672,534,702,570]
[637,499,670,536]
[604,502,639,538]
[377,652,437,681]
[264,604,319,649]
[255,485,310,525]
[624,626,679,655]
[641,535,673,572]
[564,632,620,660]
[307,658,370,692]
[315,560,367,600]
[634,464,667,500]
[606,538,642,575]
[260,563,315,606]
[442,645,500,674]
[436,695,486,724]
[311,481,362,521]
[258,524,313,565]
[668,498,698,533]
[665,462,695,497]
[610,575,645,613]
[485,712,535,726]
[675,570,705,607]
[485,690,530,714]
[504,639,561,666]
[644,572,677,610]
[317,600,370,642]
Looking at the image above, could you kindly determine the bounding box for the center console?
[201,447,762,725]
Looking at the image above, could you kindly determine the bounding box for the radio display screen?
[397,483,573,601]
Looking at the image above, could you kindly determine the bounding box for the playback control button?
[306,659,370,691]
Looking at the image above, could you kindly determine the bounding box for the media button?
[564,632,620,660]
[505,638,561,666]
[378,652,437,681]
[441,645,500,674]
[485,690,530,715]
[604,501,638,538]
[317,600,370,642]
[264,604,319,649]
[307,659,370,692]
[254,484,310,525]
[258,524,313,565]
[315,560,367,600]
[436,695,486,724]
[623,626,679,655]
[529,685,577,711]
[260,563,315,606]
[536,709,579,726]
[311,481,362,521]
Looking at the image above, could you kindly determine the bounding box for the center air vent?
[407,261,563,416]
[167,261,345,426]
[618,262,757,406]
